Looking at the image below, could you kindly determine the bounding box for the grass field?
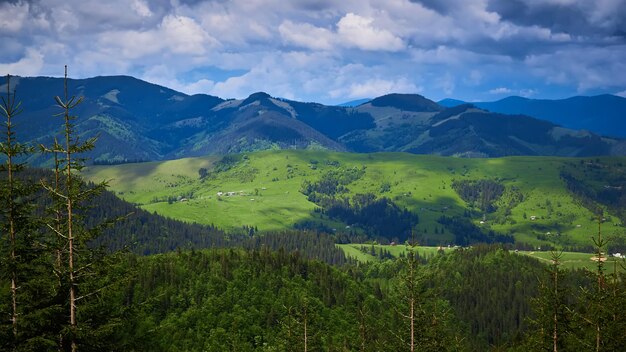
[337,244,626,272]
[82,150,626,247]
[520,250,626,272]
[337,244,451,263]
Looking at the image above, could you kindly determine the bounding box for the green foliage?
[0,74,58,351]
[0,69,130,351]
[83,150,625,248]
[560,159,626,226]
[452,179,505,213]
[322,194,418,242]
[524,221,626,351]
[427,244,545,348]
[525,251,576,350]
[300,166,365,199]
[112,248,468,351]
[438,215,514,246]
[198,167,208,180]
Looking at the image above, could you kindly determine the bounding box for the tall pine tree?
[40,66,124,351]
[1,75,59,350]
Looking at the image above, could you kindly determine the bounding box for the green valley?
[83,150,626,249]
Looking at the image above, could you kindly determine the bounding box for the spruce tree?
[393,239,423,352]
[569,215,612,351]
[0,73,25,347]
[40,66,119,351]
[527,250,572,351]
[1,75,59,350]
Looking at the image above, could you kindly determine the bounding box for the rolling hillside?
[82,150,626,249]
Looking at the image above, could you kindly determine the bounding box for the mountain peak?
[438,98,467,108]
[242,91,271,102]
[369,93,442,112]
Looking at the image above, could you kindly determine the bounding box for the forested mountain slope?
[5,75,625,166]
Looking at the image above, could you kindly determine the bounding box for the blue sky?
[1,0,625,104]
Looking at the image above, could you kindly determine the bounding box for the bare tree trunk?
[409,260,415,352]
[595,217,603,352]
[553,264,558,352]
[410,296,415,352]
[53,144,64,352]
[60,65,78,352]
[303,306,308,352]
[359,307,366,352]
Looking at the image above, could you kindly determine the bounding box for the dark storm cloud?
[290,0,337,11]
[487,0,626,39]
[409,0,455,15]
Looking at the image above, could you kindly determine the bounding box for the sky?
[1,0,625,104]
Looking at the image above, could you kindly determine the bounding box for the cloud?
[487,0,626,38]
[616,90,626,98]
[332,78,420,99]
[0,0,623,103]
[278,20,334,50]
[141,65,216,95]
[489,87,513,95]
[525,44,626,91]
[160,15,218,55]
[0,1,30,32]
[0,48,44,76]
[519,89,537,97]
[131,0,153,17]
[337,13,405,51]
[488,87,537,97]
[97,14,218,60]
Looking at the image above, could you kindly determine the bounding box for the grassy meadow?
[337,244,626,273]
[337,243,450,263]
[82,150,625,248]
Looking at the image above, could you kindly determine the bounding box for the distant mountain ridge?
[438,95,626,138]
[3,75,625,165]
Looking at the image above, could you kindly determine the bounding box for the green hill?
[82,150,626,248]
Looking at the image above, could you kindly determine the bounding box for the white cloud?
[161,15,218,55]
[519,89,537,97]
[131,0,153,18]
[0,48,44,76]
[330,77,420,99]
[98,15,219,60]
[184,79,216,95]
[0,1,29,32]
[489,87,513,94]
[278,20,334,50]
[487,87,537,97]
[141,65,216,95]
[337,13,404,52]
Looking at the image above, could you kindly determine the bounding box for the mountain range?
[3,75,625,165]
[439,95,626,138]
